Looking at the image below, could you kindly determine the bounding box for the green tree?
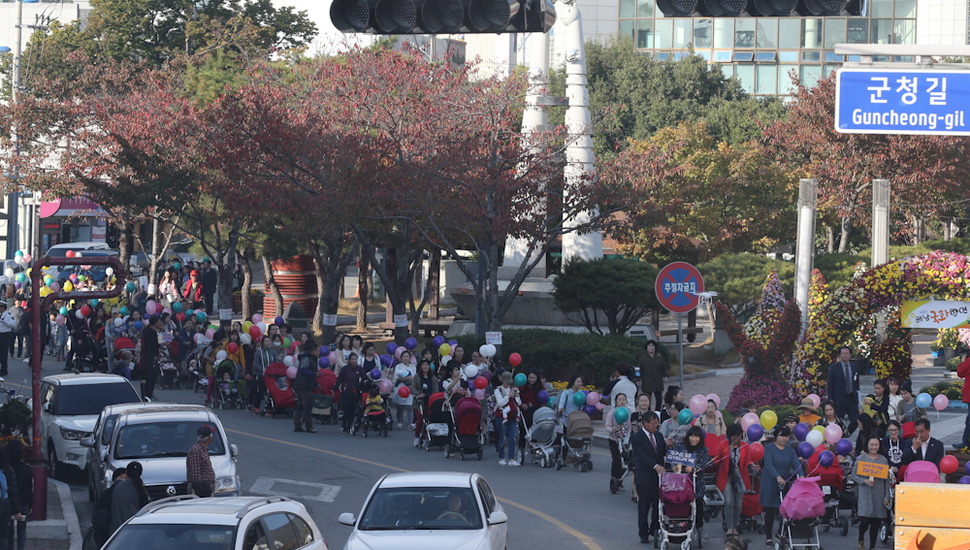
[697,253,794,321]
[552,258,659,335]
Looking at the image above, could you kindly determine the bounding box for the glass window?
[779,51,799,62]
[756,18,777,48]
[637,19,653,49]
[847,19,868,43]
[718,64,734,78]
[55,383,139,416]
[674,19,692,48]
[620,20,634,42]
[801,65,822,88]
[655,52,671,60]
[619,0,635,19]
[261,514,300,550]
[801,18,822,49]
[823,19,845,49]
[654,18,673,49]
[872,19,893,44]
[779,19,800,49]
[672,52,688,60]
[756,65,777,95]
[637,0,653,17]
[713,51,732,62]
[802,51,820,61]
[778,65,799,93]
[736,18,755,48]
[755,52,777,62]
[733,52,754,61]
[895,0,916,18]
[103,525,235,550]
[288,514,314,546]
[114,421,227,460]
[823,65,840,78]
[824,52,843,62]
[895,19,915,44]
[713,19,733,48]
[696,51,711,60]
[359,488,484,530]
[694,19,712,48]
[735,65,755,94]
[870,0,893,17]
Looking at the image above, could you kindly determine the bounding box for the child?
[113,350,133,380]
[605,393,632,489]
[53,317,68,361]
[364,391,385,415]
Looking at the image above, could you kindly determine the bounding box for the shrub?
[947,357,962,372]
[552,258,659,335]
[922,380,964,398]
[0,399,31,438]
[726,376,798,413]
[946,387,962,400]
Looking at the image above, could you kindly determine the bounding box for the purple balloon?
[404,337,417,350]
[432,335,445,347]
[797,441,815,460]
[275,316,285,325]
[448,340,458,348]
[536,390,549,403]
[965,461,970,476]
[793,422,811,442]
[386,342,398,355]
[818,450,835,468]
[960,476,970,485]
[481,369,493,381]
[318,356,331,368]
[370,368,382,380]
[747,424,764,442]
[319,346,330,357]
[582,405,597,415]
[835,438,854,456]
[380,354,394,367]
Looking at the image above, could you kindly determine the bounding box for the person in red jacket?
[957,353,970,449]
[183,270,204,309]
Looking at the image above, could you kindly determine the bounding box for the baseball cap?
[197,425,213,437]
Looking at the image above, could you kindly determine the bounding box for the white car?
[338,472,508,550]
[102,495,330,550]
[39,373,141,480]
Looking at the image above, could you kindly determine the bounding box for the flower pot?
[945,348,957,362]
[932,350,943,358]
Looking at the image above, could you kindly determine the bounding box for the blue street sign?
[835,68,970,136]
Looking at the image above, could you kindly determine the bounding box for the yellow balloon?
[63,281,74,292]
[242,321,253,332]
[25,268,31,277]
[438,343,451,357]
[39,287,49,297]
[760,409,778,431]
[812,425,825,433]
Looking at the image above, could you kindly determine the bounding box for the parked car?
[128,249,182,277]
[102,495,329,550]
[81,403,241,501]
[338,472,508,550]
[54,250,119,284]
[39,373,141,480]
[43,243,119,282]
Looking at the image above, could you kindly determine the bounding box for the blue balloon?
[318,356,330,369]
[319,346,330,357]
[793,422,810,442]
[380,354,394,367]
[960,476,970,485]
[447,340,458,348]
[386,342,398,355]
[536,390,549,404]
[404,337,418,350]
[370,368,382,380]
[275,316,285,325]
[916,393,933,409]
[133,320,144,331]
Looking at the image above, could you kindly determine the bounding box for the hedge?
[451,329,669,386]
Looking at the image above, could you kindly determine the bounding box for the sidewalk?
[26,479,81,550]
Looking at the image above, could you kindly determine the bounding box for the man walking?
[631,411,666,544]
[187,426,216,497]
[826,346,860,435]
[140,315,163,401]
[293,340,320,433]
[0,301,16,376]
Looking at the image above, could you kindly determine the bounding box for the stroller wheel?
[609,478,619,494]
[587,460,593,471]
[839,517,849,536]
[444,446,451,459]
[878,523,889,543]
[477,449,483,461]
[556,460,563,471]
[540,457,548,468]
[363,430,368,438]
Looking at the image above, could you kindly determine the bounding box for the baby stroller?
[812,455,850,537]
[263,362,295,417]
[186,348,207,393]
[214,359,242,410]
[353,383,389,438]
[877,469,897,545]
[655,472,697,550]
[739,462,764,535]
[311,369,338,425]
[703,435,725,527]
[776,477,825,550]
[520,406,560,469]
[420,392,451,451]
[556,410,593,472]
[158,344,180,390]
[446,396,483,461]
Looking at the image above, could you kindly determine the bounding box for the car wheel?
[47,445,62,481]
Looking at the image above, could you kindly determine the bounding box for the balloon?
[393,347,404,360]
[239,333,251,345]
[2,268,11,278]
[438,343,451,357]
[916,393,933,409]
[196,312,207,323]
[379,379,392,394]
[386,342,398,355]
[63,281,73,292]
[479,345,489,357]
[448,339,458,348]
[747,424,764,442]
[818,450,835,468]
[464,365,479,379]
[572,391,586,407]
[248,326,261,339]
[547,396,556,407]
[80,305,91,317]
[172,302,183,313]
[740,413,760,431]
[791,422,808,442]
[824,424,843,445]
[227,342,239,354]
[744,442,763,463]
[481,344,496,357]
[514,373,527,387]
[120,306,129,316]
[961,476,970,485]
[274,316,284,325]
[440,355,452,365]
[705,393,721,409]
[176,312,186,322]
[380,354,394,367]
[205,328,215,339]
[13,250,21,257]
[806,393,821,409]
[319,356,330,369]
[286,366,297,379]
[256,321,267,333]
[215,350,227,362]
[835,438,853,456]
[586,391,600,406]
[317,346,329,357]
[760,410,778,431]
[934,394,949,411]
[474,376,488,389]
[59,307,68,316]
[941,455,959,475]
[55,314,66,325]
[65,250,75,258]
[15,273,25,283]
[509,353,522,367]
[145,303,156,315]
[397,386,410,398]
[125,282,135,292]
[689,395,707,416]
[797,441,815,459]
[282,356,294,368]
[678,409,694,426]
[77,274,86,282]
[368,368,381,379]
[22,253,30,263]
[613,407,630,424]
[474,389,486,400]
[806,429,824,447]
[404,337,417,350]
[536,390,549,403]
[113,317,123,327]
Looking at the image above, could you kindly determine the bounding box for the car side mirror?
[230,444,239,458]
[80,437,94,448]
[337,513,356,526]
[487,511,508,525]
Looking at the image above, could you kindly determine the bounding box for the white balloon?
[114,318,124,327]
[486,344,497,357]
[239,333,252,346]
[479,345,489,357]
[464,365,479,379]
[216,350,227,361]
[13,257,23,266]
[257,321,267,333]
[3,268,12,278]
[75,310,84,319]
[440,355,451,365]
[805,429,824,447]
[283,356,295,368]
[105,267,114,277]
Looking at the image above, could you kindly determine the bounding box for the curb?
[51,479,82,550]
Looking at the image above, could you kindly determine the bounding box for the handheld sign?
[856,460,889,480]
[665,449,696,468]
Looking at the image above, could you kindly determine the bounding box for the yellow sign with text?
[856,461,889,479]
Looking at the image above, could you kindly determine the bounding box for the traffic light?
[330,0,556,34]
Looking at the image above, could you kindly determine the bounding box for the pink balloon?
[586,391,600,406]
[595,402,605,410]
[252,314,262,324]
[714,410,722,418]
[205,328,215,339]
[705,393,721,409]
[823,423,843,445]
[474,388,485,400]
[379,379,392,394]
[689,395,707,416]
[285,366,297,379]
[145,303,156,315]
[50,282,60,292]
[934,394,949,411]
[807,393,821,409]
[394,347,405,360]
[55,314,66,325]
[22,254,31,263]
[162,307,172,315]
[741,412,761,432]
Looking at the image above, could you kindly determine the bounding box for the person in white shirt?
[393,350,415,430]
[0,301,16,375]
[493,372,522,466]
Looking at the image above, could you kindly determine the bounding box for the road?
[54,382,937,550]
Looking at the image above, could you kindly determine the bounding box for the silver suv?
[81,403,240,501]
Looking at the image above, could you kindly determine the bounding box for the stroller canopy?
[566,411,594,439]
[455,397,483,421]
[532,407,557,425]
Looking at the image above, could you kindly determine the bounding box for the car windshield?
[104,524,235,550]
[114,421,226,459]
[55,383,139,415]
[359,487,482,530]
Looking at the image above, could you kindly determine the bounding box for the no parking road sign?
[656,262,704,314]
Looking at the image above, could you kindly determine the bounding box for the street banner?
[901,300,970,329]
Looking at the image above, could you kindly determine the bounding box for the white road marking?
[249,476,341,502]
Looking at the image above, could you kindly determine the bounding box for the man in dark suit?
[631,410,666,544]
[901,418,944,467]
[826,345,860,435]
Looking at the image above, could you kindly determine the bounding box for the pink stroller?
[656,472,697,549]
[777,476,825,550]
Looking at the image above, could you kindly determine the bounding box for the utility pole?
[6,0,24,259]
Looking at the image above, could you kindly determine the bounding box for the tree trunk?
[825,225,835,254]
[240,248,253,320]
[356,252,369,332]
[944,219,952,241]
[310,246,326,338]
[148,215,161,291]
[262,254,284,316]
[118,220,133,281]
[428,248,440,319]
[215,231,240,328]
[838,216,850,253]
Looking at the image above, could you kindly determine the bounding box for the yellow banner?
[856,460,889,479]
[902,300,970,329]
